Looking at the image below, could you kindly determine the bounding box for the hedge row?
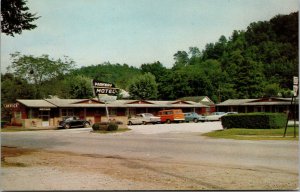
[221,113,287,129]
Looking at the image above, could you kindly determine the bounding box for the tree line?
[2,12,298,105]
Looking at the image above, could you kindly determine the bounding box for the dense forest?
[2,12,298,104]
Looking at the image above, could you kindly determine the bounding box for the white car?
[128,113,161,125]
[204,112,227,121]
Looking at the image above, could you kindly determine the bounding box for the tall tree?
[234,59,265,98]
[1,73,35,103]
[128,73,158,100]
[1,0,40,36]
[173,51,189,69]
[140,61,167,80]
[8,52,75,98]
[62,75,94,99]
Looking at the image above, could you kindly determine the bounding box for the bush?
[107,122,119,131]
[92,123,100,131]
[221,113,287,129]
[92,121,119,131]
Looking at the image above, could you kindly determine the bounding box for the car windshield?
[64,117,74,121]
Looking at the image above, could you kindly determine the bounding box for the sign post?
[91,80,119,122]
[284,76,298,137]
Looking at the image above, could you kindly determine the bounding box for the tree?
[263,83,281,97]
[188,47,202,65]
[1,73,35,103]
[234,59,265,98]
[173,51,189,69]
[8,52,75,98]
[1,0,40,36]
[62,75,94,99]
[140,61,167,81]
[128,73,158,100]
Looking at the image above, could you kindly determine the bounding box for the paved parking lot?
[2,121,298,190]
[127,121,223,135]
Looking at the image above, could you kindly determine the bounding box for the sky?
[1,0,299,71]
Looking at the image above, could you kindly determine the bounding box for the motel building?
[3,98,212,128]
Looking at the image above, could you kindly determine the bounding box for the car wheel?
[64,124,70,129]
[128,121,132,125]
[84,122,90,128]
[193,118,198,123]
[166,119,171,124]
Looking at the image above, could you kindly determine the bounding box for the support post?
[284,96,294,137]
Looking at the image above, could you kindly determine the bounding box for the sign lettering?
[94,88,118,95]
[92,80,115,88]
[92,79,119,96]
[39,108,51,111]
[4,103,19,109]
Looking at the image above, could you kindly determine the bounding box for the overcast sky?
[1,0,298,71]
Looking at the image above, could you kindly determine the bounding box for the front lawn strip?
[203,126,298,140]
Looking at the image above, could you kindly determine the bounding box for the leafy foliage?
[221,113,287,129]
[1,12,298,103]
[1,0,40,36]
[7,52,75,98]
[128,73,158,100]
[71,62,141,89]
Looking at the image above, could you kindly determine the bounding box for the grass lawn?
[203,126,299,140]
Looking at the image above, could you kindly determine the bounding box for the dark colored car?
[58,116,90,129]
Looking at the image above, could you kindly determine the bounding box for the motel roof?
[17,99,57,108]
[216,97,297,106]
[16,98,209,108]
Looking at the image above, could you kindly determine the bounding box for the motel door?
[39,109,50,127]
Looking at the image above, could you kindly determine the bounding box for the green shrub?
[107,122,119,131]
[221,113,287,129]
[92,122,119,131]
[92,123,100,131]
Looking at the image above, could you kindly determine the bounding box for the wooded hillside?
[2,12,298,103]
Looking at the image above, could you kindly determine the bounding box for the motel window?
[205,107,210,113]
[61,109,74,117]
[109,108,117,116]
[127,109,136,117]
[28,109,39,118]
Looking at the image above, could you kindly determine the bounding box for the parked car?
[128,113,161,125]
[203,112,227,121]
[158,109,185,123]
[226,112,238,115]
[58,116,90,129]
[184,112,205,123]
